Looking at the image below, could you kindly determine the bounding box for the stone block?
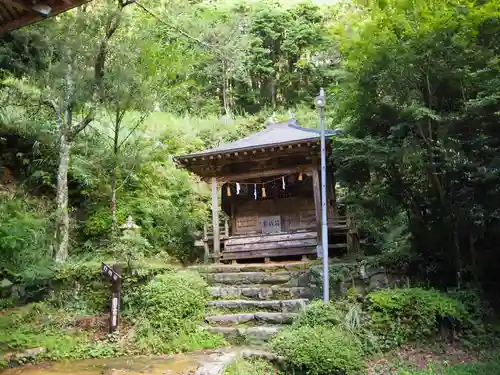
[243,326,281,342]
[254,312,297,324]
[205,313,255,325]
[208,272,291,286]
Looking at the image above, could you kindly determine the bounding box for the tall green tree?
[330,0,500,288]
[36,0,134,262]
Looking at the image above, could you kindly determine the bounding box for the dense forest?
[1,0,500,373]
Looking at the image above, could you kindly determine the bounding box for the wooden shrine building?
[175,118,356,263]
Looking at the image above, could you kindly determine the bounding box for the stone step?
[205,312,298,326]
[207,298,308,313]
[205,325,282,343]
[203,271,291,286]
[209,285,313,300]
[192,261,312,274]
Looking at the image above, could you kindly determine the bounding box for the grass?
[0,300,227,370]
[400,357,500,375]
[222,355,500,375]
[224,358,283,375]
[0,302,116,369]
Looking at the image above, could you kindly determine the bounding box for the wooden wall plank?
[225,231,317,246]
[233,197,318,235]
[222,247,317,260]
[225,238,318,252]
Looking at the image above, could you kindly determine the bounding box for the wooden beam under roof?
[0,0,91,35]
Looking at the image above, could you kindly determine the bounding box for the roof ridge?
[176,120,343,159]
[287,123,321,134]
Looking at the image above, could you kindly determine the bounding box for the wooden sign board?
[102,263,121,282]
[260,215,282,234]
[101,263,121,333]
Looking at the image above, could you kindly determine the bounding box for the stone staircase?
[193,261,314,346]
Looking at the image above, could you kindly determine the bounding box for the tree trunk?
[54,61,73,263]
[52,3,128,261]
[222,63,231,120]
[111,109,120,235]
[55,132,71,263]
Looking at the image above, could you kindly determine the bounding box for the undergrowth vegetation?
[401,357,500,375]
[368,288,467,350]
[126,271,225,354]
[0,271,225,369]
[1,0,500,372]
[271,288,497,375]
[224,358,283,375]
[0,195,53,282]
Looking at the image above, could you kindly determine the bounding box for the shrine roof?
[176,119,343,161]
[1,0,91,35]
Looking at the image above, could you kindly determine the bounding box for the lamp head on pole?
[315,88,326,108]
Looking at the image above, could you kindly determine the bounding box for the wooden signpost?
[101,262,122,333]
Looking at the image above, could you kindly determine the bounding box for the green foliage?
[79,135,209,263]
[224,358,283,375]
[293,299,380,354]
[271,325,364,375]
[0,269,227,368]
[273,288,485,375]
[330,0,500,292]
[399,355,500,375]
[292,300,344,328]
[0,302,107,367]
[128,270,208,325]
[0,195,54,282]
[110,227,151,270]
[126,270,225,353]
[48,260,172,314]
[368,288,467,349]
[271,300,367,374]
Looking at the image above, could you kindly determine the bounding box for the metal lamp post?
[315,88,329,303]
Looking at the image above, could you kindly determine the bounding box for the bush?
[367,287,467,349]
[292,300,344,328]
[294,300,379,354]
[129,270,209,326]
[48,260,172,314]
[127,270,224,353]
[224,358,283,375]
[271,325,364,375]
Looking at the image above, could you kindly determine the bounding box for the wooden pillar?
[203,222,209,264]
[311,168,322,245]
[346,207,360,255]
[224,218,229,237]
[211,177,220,261]
[326,167,339,218]
[231,204,237,236]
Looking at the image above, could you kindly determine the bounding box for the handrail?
[202,218,230,239]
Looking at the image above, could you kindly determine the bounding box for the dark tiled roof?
[178,119,343,159]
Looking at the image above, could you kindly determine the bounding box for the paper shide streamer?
[223,172,304,199]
